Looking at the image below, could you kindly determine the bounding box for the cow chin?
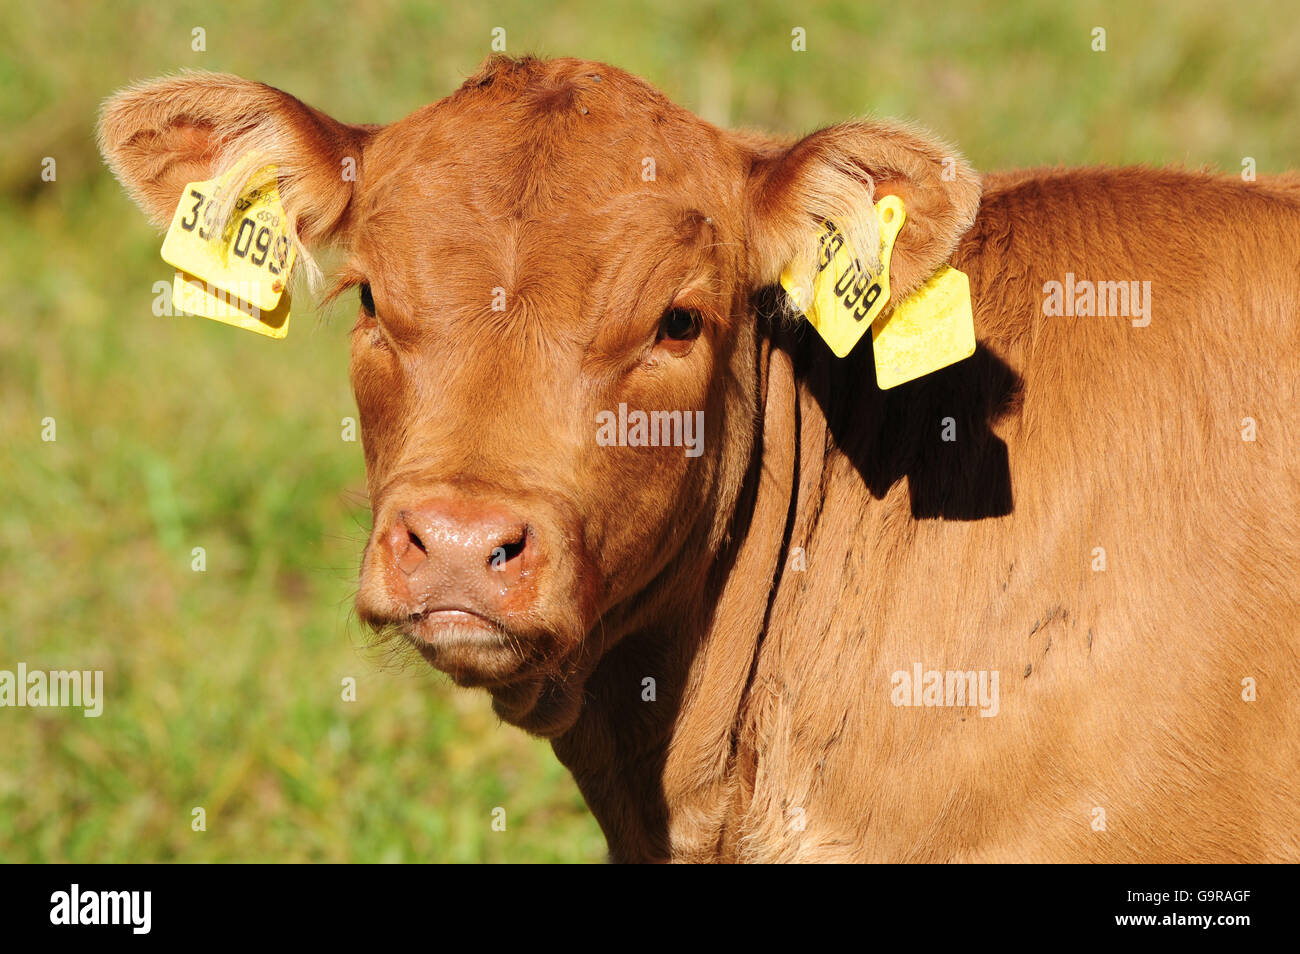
[402,613,531,688]
[366,601,573,678]
[401,616,588,736]
[355,561,599,732]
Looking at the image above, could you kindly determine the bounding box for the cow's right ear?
[97,71,372,251]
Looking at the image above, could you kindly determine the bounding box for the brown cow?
[99,56,1300,863]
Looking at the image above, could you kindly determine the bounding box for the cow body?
[98,57,1300,863]
[559,167,1300,862]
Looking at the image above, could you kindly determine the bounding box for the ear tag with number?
[780,194,976,387]
[781,195,905,359]
[160,161,295,339]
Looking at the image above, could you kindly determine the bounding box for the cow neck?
[652,330,809,860]
[551,329,822,862]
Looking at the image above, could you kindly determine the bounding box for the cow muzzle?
[356,490,592,688]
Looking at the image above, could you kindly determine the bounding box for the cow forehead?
[353,193,730,352]
[349,71,745,335]
[359,59,744,227]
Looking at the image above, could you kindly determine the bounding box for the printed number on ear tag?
[159,160,295,338]
[780,195,906,358]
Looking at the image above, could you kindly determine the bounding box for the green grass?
[3,0,1299,862]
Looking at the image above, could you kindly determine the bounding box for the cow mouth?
[398,606,532,688]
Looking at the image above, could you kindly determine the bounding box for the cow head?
[99,56,980,736]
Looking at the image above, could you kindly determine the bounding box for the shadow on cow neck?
[765,291,1021,521]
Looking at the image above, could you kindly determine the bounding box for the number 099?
[231,217,288,274]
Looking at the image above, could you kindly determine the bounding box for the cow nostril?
[489,528,528,570]
[407,529,427,555]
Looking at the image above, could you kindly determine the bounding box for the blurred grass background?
[2,0,1298,862]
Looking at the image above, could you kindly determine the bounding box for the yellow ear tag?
[780,195,977,387]
[870,264,976,389]
[160,162,295,339]
[781,195,905,359]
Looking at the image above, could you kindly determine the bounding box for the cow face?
[99,56,980,735]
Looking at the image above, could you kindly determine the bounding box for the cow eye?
[359,282,375,316]
[658,307,702,342]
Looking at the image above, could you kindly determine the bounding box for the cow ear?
[97,71,372,255]
[744,120,981,304]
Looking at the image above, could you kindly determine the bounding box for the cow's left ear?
[743,120,981,302]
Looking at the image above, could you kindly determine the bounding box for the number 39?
[179,188,207,233]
